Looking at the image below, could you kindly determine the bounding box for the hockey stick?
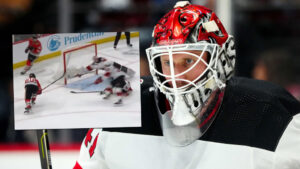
[37,129,52,169]
[70,90,102,94]
[42,73,65,90]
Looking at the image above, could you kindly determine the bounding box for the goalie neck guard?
[146,1,236,146]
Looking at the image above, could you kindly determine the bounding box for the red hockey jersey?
[28,39,42,56]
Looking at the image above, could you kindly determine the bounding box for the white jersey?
[74,77,300,169]
[84,59,130,80]
[89,60,113,71]
[74,114,300,169]
[101,63,127,80]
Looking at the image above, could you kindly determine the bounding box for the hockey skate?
[21,65,31,75]
[102,93,112,100]
[20,71,26,75]
[24,107,31,114]
[114,99,123,105]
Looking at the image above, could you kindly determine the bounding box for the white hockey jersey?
[73,77,300,169]
[83,59,133,80]
[74,114,300,169]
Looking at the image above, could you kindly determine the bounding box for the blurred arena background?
[0,0,300,168]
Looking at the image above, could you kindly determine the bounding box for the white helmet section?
[146,37,235,126]
[146,37,235,146]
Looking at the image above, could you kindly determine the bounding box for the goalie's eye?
[185,58,194,65]
[163,60,170,67]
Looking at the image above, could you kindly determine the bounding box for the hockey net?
[52,42,98,85]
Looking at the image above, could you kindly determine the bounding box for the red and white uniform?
[27,38,42,56]
[76,57,134,103]
[25,77,41,88]
[73,77,300,169]
[74,119,300,169]
[79,58,131,85]
[85,60,127,81]
[24,77,42,109]
[21,38,43,74]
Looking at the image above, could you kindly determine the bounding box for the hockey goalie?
[69,56,134,105]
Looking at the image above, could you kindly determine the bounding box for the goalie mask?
[146,1,236,146]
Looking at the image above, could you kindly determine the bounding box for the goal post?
[61,42,98,84]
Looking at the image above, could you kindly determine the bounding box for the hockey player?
[100,75,132,105]
[113,32,133,49]
[74,2,300,169]
[21,35,42,75]
[24,73,42,113]
[73,56,134,104]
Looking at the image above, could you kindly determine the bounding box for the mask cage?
[146,43,219,96]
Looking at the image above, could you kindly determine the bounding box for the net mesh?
[51,43,98,84]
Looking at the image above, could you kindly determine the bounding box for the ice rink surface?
[13,37,141,130]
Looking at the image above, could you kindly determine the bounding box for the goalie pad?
[66,66,88,79]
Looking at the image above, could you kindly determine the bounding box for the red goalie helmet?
[146,1,236,146]
[153,2,228,46]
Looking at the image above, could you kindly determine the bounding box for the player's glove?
[37,89,42,95]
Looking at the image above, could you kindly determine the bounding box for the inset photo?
[13,32,141,129]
